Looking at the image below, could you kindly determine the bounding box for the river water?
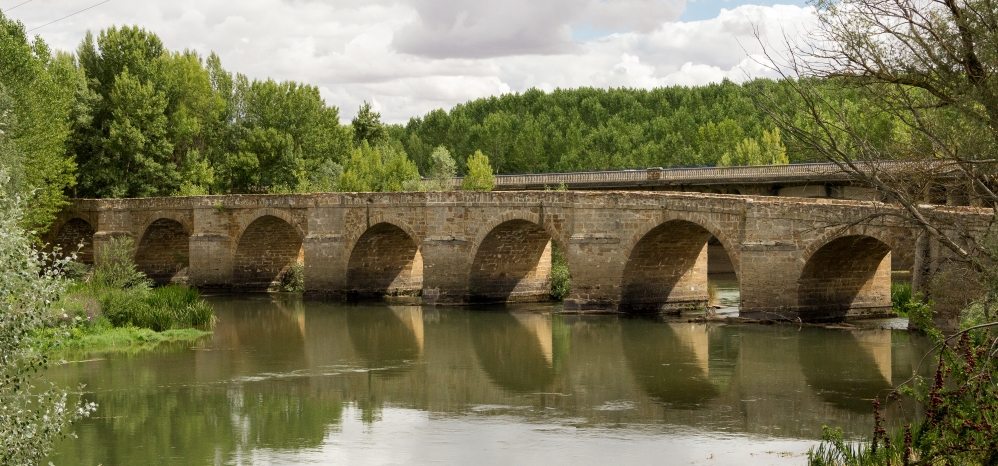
[46,286,930,465]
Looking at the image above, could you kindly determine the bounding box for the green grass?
[65,326,211,354]
[36,320,211,356]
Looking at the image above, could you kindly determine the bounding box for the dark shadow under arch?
[621,220,732,314]
[468,219,555,303]
[798,235,892,321]
[53,218,95,264]
[347,223,423,300]
[135,218,189,284]
[234,215,304,290]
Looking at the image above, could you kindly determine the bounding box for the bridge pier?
[188,233,234,288]
[561,235,627,311]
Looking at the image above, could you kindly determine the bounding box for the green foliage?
[0,178,95,465]
[550,244,571,300]
[337,141,420,192]
[399,83,858,174]
[461,150,495,191]
[280,263,305,293]
[67,236,214,332]
[90,236,150,290]
[53,324,210,354]
[351,101,386,146]
[424,145,457,191]
[66,26,350,198]
[0,13,78,232]
[809,329,998,465]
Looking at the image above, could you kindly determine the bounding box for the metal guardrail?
[443,161,943,189]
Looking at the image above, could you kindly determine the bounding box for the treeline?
[0,14,904,233]
[395,80,905,175]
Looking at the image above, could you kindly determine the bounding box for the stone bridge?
[51,191,990,322]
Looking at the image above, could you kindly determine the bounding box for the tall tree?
[462,150,495,191]
[0,12,79,231]
[351,101,386,146]
[425,145,457,191]
[73,26,177,197]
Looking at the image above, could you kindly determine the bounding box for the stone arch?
[468,217,561,303]
[234,215,304,290]
[347,222,423,299]
[238,208,306,240]
[135,211,192,240]
[468,211,569,252]
[53,218,95,264]
[623,214,740,275]
[620,219,736,314]
[797,234,893,321]
[134,218,190,284]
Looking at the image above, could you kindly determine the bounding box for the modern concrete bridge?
[472,161,974,205]
[51,191,989,322]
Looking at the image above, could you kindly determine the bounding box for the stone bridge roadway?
[51,191,990,322]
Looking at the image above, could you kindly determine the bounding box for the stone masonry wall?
[53,218,95,264]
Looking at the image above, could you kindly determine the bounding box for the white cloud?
[7,0,817,123]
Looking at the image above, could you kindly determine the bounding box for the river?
[45,286,930,465]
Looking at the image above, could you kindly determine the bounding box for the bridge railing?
[440,160,943,190]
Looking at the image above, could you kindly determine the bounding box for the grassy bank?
[43,237,215,355]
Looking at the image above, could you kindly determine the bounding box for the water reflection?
[47,296,931,465]
[347,305,423,374]
[798,328,894,412]
[470,310,557,393]
[621,321,720,408]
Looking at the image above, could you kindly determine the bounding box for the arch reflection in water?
[620,321,737,408]
[797,328,894,412]
[347,305,424,374]
[48,298,939,465]
[470,310,558,393]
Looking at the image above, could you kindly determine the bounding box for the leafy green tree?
[760,128,788,165]
[0,13,79,231]
[73,26,176,197]
[338,142,420,192]
[462,150,495,191]
[351,101,386,146]
[102,70,176,197]
[425,145,457,191]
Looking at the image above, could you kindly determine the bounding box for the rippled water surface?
[46,292,930,465]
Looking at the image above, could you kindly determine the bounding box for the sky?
[2,0,817,123]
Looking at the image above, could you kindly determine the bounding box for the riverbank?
[38,323,211,356]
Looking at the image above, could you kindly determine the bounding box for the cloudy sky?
[3,0,816,123]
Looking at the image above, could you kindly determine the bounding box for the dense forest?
[0,14,904,232]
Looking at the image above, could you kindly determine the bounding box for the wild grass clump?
[891,282,935,335]
[99,285,213,331]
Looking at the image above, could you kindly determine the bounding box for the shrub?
[550,244,571,300]
[90,236,150,290]
[280,263,305,292]
[99,285,214,332]
[0,181,95,463]
[891,282,913,314]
